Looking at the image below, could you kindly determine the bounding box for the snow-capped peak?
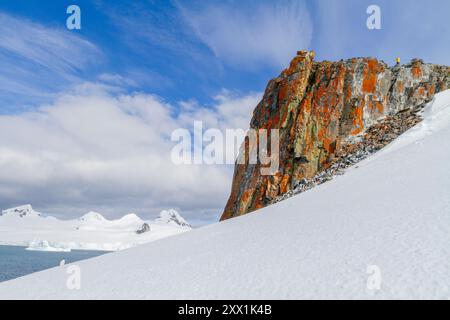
[116,213,143,223]
[0,205,192,252]
[1,205,41,218]
[78,211,107,223]
[156,209,191,228]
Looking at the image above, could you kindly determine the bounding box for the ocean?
[0,245,107,283]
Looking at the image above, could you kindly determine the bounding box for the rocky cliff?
[221,51,449,221]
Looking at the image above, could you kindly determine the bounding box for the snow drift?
[0,90,449,299]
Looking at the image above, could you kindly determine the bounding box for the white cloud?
[178,0,313,69]
[177,89,260,130]
[0,83,261,225]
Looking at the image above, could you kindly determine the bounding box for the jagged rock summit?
[156,209,191,228]
[1,205,41,218]
[221,51,449,220]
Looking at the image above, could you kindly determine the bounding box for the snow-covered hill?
[1,204,41,218]
[0,90,449,299]
[0,206,191,251]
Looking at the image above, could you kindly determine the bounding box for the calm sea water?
[0,245,107,283]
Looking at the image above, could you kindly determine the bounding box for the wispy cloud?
[178,0,313,69]
[92,0,219,97]
[0,12,103,111]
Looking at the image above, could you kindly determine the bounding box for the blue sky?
[2,0,448,112]
[0,0,449,224]
[0,0,284,111]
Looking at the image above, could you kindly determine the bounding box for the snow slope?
[0,206,191,251]
[0,90,449,299]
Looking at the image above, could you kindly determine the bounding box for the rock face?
[221,51,449,221]
[136,223,151,234]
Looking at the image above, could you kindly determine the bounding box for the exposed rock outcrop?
[136,223,151,234]
[156,209,191,228]
[221,51,449,221]
[1,205,41,218]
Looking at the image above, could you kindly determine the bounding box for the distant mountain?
[78,211,107,223]
[156,209,191,228]
[1,204,41,218]
[0,205,191,251]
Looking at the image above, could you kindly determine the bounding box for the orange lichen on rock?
[428,84,436,96]
[418,87,425,96]
[220,53,449,221]
[411,64,423,79]
[280,174,291,194]
[376,101,384,113]
[396,81,405,94]
[278,80,288,102]
[362,59,379,93]
[351,100,365,135]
